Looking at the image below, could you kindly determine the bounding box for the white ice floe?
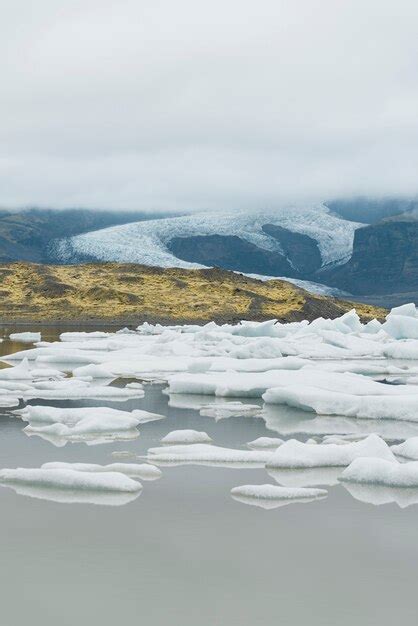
[72,364,116,379]
[23,415,140,442]
[147,443,273,467]
[340,457,418,488]
[160,429,212,444]
[9,332,41,343]
[0,467,142,493]
[60,331,111,342]
[22,380,145,402]
[246,437,284,450]
[391,437,418,460]
[41,462,162,480]
[0,358,33,380]
[18,406,145,444]
[262,405,418,441]
[266,434,395,469]
[262,370,418,422]
[15,405,162,426]
[230,484,327,509]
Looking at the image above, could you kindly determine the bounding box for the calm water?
[0,329,416,626]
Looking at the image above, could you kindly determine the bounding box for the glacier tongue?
[51,205,362,270]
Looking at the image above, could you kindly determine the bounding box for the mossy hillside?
[0,263,386,324]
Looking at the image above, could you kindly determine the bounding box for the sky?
[1,0,418,211]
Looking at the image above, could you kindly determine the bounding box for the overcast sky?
[1,0,418,211]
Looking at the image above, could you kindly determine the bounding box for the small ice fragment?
[0,467,142,492]
[111,451,137,459]
[72,364,116,379]
[147,443,272,467]
[161,430,212,445]
[9,332,41,343]
[247,437,284,450]
[391,437,418,460]
[230,484,327,509]
[41,462,162,480]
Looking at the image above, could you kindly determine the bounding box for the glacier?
[51,205,362,271]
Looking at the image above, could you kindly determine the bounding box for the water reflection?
[267,466,343,488]
[0,482,141,506]
[342,482,418,509]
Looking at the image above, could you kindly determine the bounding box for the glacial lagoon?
[0,316,418,625]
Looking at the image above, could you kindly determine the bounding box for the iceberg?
[147,443,273,467]
[15,405,162,426]
[266,435,395,469]
[340,457,418,488]
[246,437,284,450]
[41,461,162,480]
[0,467,142,493]
[160,430,212,444]
[9,332,41,343]
[230,484,327,509]
[391,437,418,460]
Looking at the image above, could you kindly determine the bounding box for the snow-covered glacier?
[51,204,362,270]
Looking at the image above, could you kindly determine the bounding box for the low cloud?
[1,0,418,209]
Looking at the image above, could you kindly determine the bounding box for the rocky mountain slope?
[0,208,174,263]
[0,263,384,324]
[322,210,418,295]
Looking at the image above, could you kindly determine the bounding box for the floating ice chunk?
[383,341,418,360]
[147,443,272,467]
[362,319,382,334]
[230,484,327,509]
[391,437,418,460]
[59,331,111,341]
[111,450,137,459]
[41,462,162,480]
[14,405,158,426]
[382,315,418,339]
[22,381,144,401]
[23,413,141,442]
[29,366,66,379]
[321,434,372,445]
[340,457,418,488]
[263,381,418,422]
[126,382,144,389]
[314,330,384,357]
[72,364,116,379]
[199,401,262,419]
[0,468,142,493]
[266,434,394,469]
[247,437,284,450]
[0,396,20,407]
[389,303,417,317]
[0,358,32,380]
[161,430,212,444]
[208,356,309,373]
[9,332,41,343]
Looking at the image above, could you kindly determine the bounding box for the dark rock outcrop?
[320,218,418,294]
[262,224,322,274]
[167,234,298,277]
